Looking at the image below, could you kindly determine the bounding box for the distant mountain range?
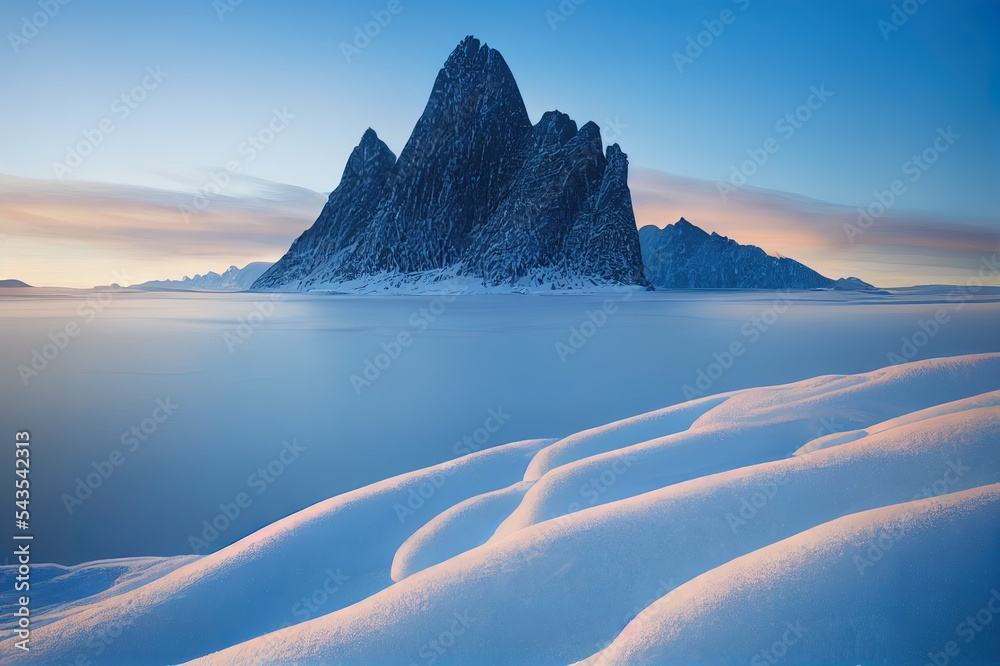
[0,279,31,288]
[639,219,873,290]
[133,263,271,291]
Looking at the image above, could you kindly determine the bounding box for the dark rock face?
[639,219,838,290]
[253,129,396,290]
[565,143,645,284]
[253,36,646,291]
[465,114,644,285]
[342,36,533,278]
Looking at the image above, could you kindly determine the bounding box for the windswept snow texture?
[0,556,196,631]
[6,354,1000,665]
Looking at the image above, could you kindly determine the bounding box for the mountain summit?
[253,36,646,292]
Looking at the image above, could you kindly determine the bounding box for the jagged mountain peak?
[562,120,606,171]
[254,38,647,292]
[358,127,381,147]
[668,217,702,232]
[574,120,603,148]
[432,36,527,118]
[648,218,712,244]
[342,128,396,181]
[534,111,578,145]
[443,36,503,74]
[514,114,603,162]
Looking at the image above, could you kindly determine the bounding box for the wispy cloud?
[0,174,325,287]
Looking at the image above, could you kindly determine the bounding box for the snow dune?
[391,480,534,581]
[589,484,1000,665]
[521,392,732,481]
[193,404,1000,665]
[4,353,999,665]
[795,389,1000,455]
[494,354,1000,538]
[3,439,550,664]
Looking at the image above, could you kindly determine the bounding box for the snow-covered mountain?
[639,218,873,290]
[134,262,272,291]
[5,353,999,665]
[253,36,646,292]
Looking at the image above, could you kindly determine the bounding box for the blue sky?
[0,0,997,287]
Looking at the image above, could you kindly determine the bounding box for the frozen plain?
[1,286,999,664]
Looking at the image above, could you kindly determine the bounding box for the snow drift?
[589,484,1000,665]
[3,353,999,665]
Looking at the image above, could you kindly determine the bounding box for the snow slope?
[795,389,1000,455]
[192,404,1000,665]
[391,480,533,581]
[4,354,1000,665]
[588,484,1000,665]
[494,354,1000,538]
[2,439,550,664]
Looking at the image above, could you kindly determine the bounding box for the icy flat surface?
[2,287,998,567]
